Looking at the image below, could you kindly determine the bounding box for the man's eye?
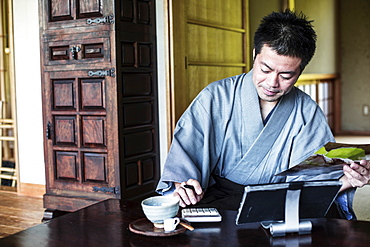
[261,69,270,74]
[280,75,293,80]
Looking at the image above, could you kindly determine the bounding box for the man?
[156,10,370,219]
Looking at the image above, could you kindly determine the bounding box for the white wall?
[13,0,45,185]
[156,0,170,172]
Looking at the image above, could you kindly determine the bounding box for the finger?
[186,179,203,195]
[343,171,356,188]
[176,188,191,206]
[352,160,370,170]
[173,182,187,207]
[343,171,362,188]
[355,164,367,176]
[182,184,204,203]
[181,182,200,205]
[350,161,370,177]
[350,161,360,168]
[360,166,368,176]
[176,182,194,205]
[172,191,186,207]
[195,193,204,202]
[361,159,370,170]
[343,165,367,187]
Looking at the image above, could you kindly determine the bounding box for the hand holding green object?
[315,147,365,160]
[276,143,369,177]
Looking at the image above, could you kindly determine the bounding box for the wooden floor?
[0,187,45,238]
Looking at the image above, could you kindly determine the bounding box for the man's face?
[252,45,302,103]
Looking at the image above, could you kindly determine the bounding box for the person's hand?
[173,179,204,207]
[341,160,370,190]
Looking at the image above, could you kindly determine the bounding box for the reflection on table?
[1,199,370,247]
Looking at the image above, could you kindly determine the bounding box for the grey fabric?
[156,70,357,219]
[157,71,335,192]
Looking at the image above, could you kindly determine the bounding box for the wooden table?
[1,198,370,246]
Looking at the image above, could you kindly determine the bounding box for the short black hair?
[254,9,317,71]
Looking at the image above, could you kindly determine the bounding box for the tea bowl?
[141,196,180,228]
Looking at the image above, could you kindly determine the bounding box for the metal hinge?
[88,68,115,77]
[87,15,115,25]
[92,186,120,195]
[46,121,52,139]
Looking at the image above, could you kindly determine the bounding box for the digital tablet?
[236,180,342,225]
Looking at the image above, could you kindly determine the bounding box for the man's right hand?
[173,179,204,207]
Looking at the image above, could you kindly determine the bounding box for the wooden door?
[171,0,250,126]
[40,0,159,212]
[115,0,160,200]
[40,0,118,212]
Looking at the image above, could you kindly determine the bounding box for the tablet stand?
[260,183,312,237]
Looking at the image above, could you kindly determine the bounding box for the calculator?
[181,208,222,222]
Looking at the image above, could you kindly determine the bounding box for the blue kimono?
[157,71,356,219]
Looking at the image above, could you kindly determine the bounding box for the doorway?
[170,0,250,130]
[0,0,18,192]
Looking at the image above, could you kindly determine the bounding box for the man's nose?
[266,73,279,88]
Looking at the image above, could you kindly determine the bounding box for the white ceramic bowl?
[141,196,179,226]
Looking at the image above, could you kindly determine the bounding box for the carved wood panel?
[81,116,106,147]
[41,0,113,31]
[55,151,78,180]
[80,78,106,110]
[45,35,111,67]
[44,70,114,194]
[49,0,104,21]
[54,116,77,146]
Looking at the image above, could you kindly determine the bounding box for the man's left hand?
[342,159,370,189]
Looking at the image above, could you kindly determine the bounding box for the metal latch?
[88,68,115,77]
[92,186,120,195]
[87,15,115,25]
[69,46,81,59]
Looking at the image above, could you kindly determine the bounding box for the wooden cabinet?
[39,0,159,215]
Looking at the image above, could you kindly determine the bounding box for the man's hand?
[173,179,204,207]
[340,160,370,191]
